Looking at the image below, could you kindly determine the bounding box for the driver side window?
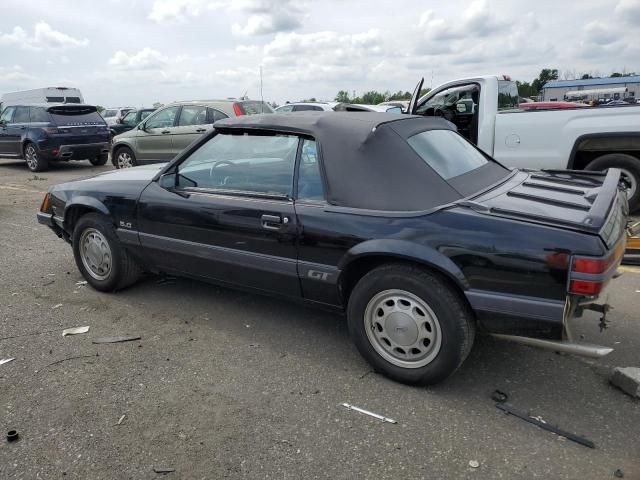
[176,133,299,196]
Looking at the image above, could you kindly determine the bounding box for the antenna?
[260,65,264,113]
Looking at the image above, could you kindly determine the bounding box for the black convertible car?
[37,112,627,385]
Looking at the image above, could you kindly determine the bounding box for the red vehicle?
[519,101,590,110]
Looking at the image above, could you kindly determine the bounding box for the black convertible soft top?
[214,112,505,211]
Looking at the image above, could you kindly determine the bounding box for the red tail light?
[233,103,244,116]
[569,279,603,295]
[572,257,609,274]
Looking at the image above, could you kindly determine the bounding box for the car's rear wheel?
[347,263,475,385]
[89,154,108,166]
[24,143,48,172]
[72,213,141,291]
[586,153,640,211]
[114,146,137,169]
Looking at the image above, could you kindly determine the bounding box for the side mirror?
[137,123,145,131]
[158,172,176,188]
[0,119,6,127]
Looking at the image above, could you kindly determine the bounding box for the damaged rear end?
[468,167,628,357]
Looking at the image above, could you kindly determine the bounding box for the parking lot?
[1,158,639,479]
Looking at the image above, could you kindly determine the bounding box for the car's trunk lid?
[463,168,627,247]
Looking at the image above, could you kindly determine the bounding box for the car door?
[0,106,16,155]
[135,105,179,162]
[136,130,301,297]
[5,106,30,155]
[170,105,214,155]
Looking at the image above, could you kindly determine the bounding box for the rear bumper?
[40,142,110,161]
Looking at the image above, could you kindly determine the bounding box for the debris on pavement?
[614,468,624,478]
[609,367,640,398]
[468,460,480,468]
[0,358,15,366]
[153,466,175,474]
[52,303,63,310]
[43,353,98,369]
[6,430,19,442]
[496,402,595,448]
[116,415,126,425]
[92,335,141,344]
[62,326,90,337]
[75,280,88,286]
[341,403,397,424]
[491,389,508,403]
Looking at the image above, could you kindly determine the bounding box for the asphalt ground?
[0,158,639,479]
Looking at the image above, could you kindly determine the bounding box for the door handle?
[161,130,171,134]
[196,128,206,133]
[261,214,282,230]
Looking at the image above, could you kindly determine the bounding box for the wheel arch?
[338,239,470,306]
[567,132,640,170]
[63,197,111,234]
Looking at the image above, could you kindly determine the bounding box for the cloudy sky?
[1,0,639,107]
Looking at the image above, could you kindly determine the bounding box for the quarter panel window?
[297,139,324,201]
[208,108,229,122]
[29,107,50,123]
[176,133,299,196]
[145,106,179,129]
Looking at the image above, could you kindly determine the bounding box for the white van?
[0,87,84,111]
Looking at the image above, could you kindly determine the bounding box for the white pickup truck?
[408,75,640,210]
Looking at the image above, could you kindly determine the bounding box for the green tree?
[531,68,559,94]
[581,73,593,80]
[335,90,351,103]
[360,91,386,105]
[95,105,105,113]
[611,72,623,77]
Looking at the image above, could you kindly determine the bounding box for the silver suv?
[110,99,273,168]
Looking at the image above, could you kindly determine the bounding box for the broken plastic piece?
[496,402,595,448]
[0,358,15,366]
[153,466,175,473]
[7,430,19,442]
[52,303,63,310]
[92,336,141,344]
[62,326,90,337]
[341,403,397,424]
[491,390,508,403]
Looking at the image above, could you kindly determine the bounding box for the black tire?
[89,154,108,166]
[72,213,141,291]
[24,142,48,172]
[113,146,137,169]
[586,153,640,212]
[347,263,475,386]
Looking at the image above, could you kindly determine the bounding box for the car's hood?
[52,164,166,194]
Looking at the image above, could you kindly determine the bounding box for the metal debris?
[496,402,594,448]
[468,460,480,468]
[153,466,175,474]
[43,353,98,369]
[0,358,15,366]
[62,326,90,337]
[6,430,19,442]
[117,415,126,425]
[92,335,141,344]
[341,403,397,424]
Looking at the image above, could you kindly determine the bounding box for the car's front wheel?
[347,263,475,385]
[24,143,48,172]
[72,213,141,291]
[113,146,137,169]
